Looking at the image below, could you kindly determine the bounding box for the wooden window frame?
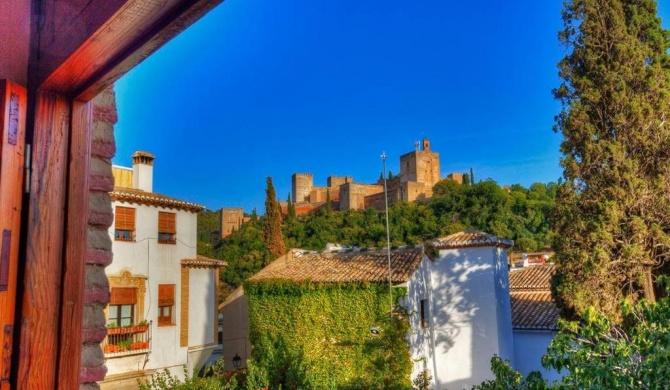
[114,206,136,242]
[9,0,224,387]
[158,211,176,244]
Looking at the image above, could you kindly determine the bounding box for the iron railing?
[102,321,152,357]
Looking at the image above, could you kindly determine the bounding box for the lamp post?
[381,152,393,319]
[232,353,241,369]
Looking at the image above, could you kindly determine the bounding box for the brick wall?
[81,87,117,389]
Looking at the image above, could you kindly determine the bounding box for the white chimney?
[132,151,155,192]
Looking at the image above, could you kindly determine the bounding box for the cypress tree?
[263,177,286,260]
[552,0,670,319]
[462,173,470,186]
[469,167,475,184]
[287,192,296,220]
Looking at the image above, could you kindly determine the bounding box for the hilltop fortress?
[286,138,459,215]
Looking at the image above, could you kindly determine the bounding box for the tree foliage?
[552,0,670,319]
[202,180,556,298]
[475,279,670,389]
[263,177,286,260]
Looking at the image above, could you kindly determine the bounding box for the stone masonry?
[81,87,117,389]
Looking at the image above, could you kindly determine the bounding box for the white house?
[101,151,225,388]
[220,230,562,388]
[405,230,515,389]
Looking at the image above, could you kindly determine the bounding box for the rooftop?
[509,264,560,331]
[248,247,425,284]
[433,230,514,249]
[110,186,204,213]
[181,255,227,269]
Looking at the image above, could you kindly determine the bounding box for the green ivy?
[244,280,413,389]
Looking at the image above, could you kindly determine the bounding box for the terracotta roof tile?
[433,230,513,249]
[509,264,555,292]
[111,187,204,212]
[181,255,227,269]
[248,248,425,284]
[510,291,560,331]
[509,264,559,330]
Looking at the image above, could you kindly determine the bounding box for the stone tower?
[220,208,244,238]
[292,173,313,203]
[399,138,440,187]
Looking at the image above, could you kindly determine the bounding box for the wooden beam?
[0,80,27,390]
[36,0,224,100]
[56,99,91,389]
[17,91,70,389]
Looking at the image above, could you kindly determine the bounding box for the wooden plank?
[37,0,224,99]
[0,80,27,389]
[56,99,91,390]
[17,91,70,389]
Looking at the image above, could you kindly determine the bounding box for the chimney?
[132,151,155,192]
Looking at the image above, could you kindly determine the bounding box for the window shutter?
[158,284,175,306]
[110,287,137,305]
[158,212,176,233]
[115,207,136,231]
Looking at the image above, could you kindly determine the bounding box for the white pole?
[381,152,393,318]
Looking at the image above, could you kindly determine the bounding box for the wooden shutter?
[115,206,135,231]
[158,212,176,233]
[158,284,175,306]
[110,287,137,305]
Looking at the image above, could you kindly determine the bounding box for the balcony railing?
[103,321,152,357]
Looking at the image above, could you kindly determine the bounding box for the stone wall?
[292,173,313,203]
[82,87,117,389]
[220,208,244,238]
[339,183,383,210]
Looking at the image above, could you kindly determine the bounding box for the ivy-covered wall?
[245,280,412,389]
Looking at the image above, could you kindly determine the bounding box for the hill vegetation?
[198,179,557,294]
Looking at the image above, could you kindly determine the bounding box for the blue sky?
[113,1,670,213]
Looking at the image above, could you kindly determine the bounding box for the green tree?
[552,0,670,319]
[462,173,470,186]
[286,192,296,220]
[470,167,475,184]
[262,177,286,260]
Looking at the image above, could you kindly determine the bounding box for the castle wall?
[340,183,383,210]
[327,175,352,188]
[447,172,464,184]
[400,150,440,187]
[292,173,313,203]
[220,208,244,238]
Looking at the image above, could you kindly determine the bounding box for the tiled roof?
[509,264,559,331]
[433,230,513,249]
[111,187,204,212]
[248,248,425,284]
[509,264,555,292]
[181,255,227,269]
[510,292,560,331]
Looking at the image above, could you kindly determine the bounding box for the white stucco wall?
[106,200,201,378]
[188,267,217,346]
[513,330,562,383]
[407,246,514,389]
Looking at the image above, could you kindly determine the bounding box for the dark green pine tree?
[469,167,475,184]
[250,207,258,224]
[287,192,296,220]
[462,173,470,186]
[552,0,670,319]
[263,177,286,261]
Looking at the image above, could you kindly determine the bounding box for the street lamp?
[232,353,241,369]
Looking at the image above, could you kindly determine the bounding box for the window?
[158,212,176,244]
[108,287,137,326]
[158,284,175,326]
[115,206,136,241]
[420,299,428,328]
